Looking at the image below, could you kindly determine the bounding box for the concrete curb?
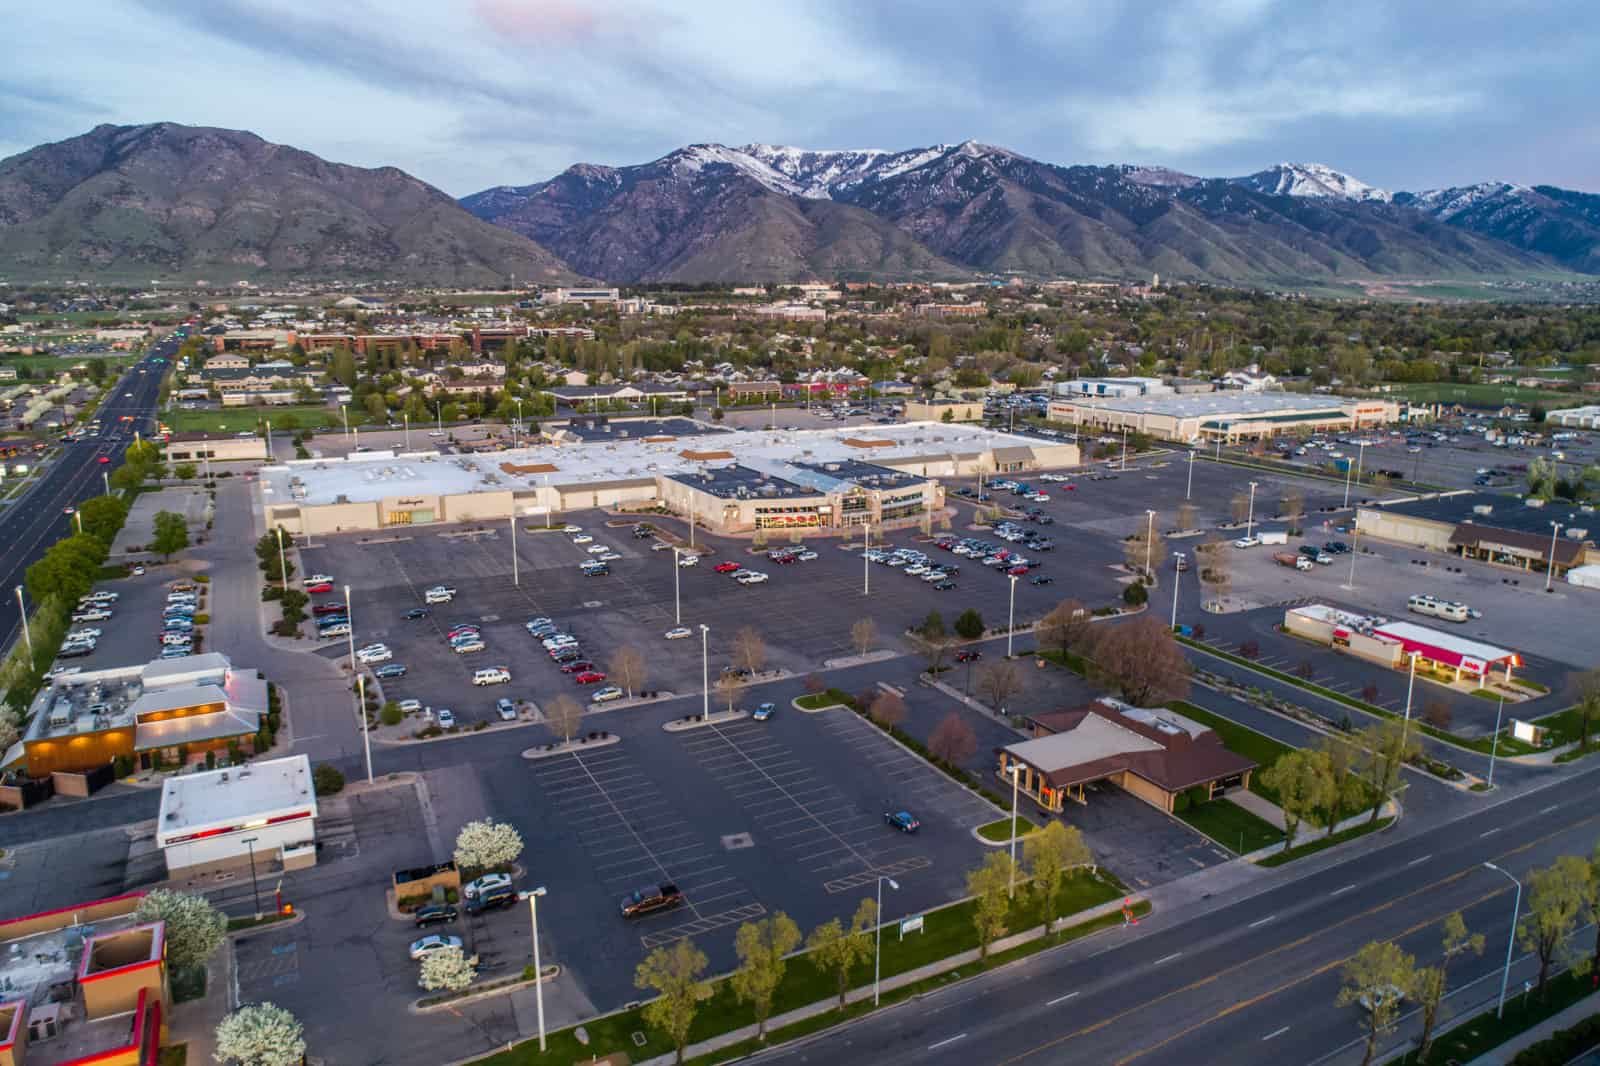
[971,818,1039,848]
[664,709,748,732]
[522,734,621,759]
[410,964,561,1014]
[791,698,847,715]
[226,911,306,941]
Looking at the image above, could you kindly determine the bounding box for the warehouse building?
[1046,392,1404,444]
[259,421,1077,536]
[1355,492,1597,580]
[162,431,269,463]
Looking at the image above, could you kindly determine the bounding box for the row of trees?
[1343,843,1600,1065]
[1259,721,1413,846]
[636,823,1094,1063]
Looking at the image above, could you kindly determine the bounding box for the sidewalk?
[164,948,233,1063]
[1462,992,1600,1066]
[635,895,1133,1066]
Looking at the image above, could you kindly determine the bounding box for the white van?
[1407,595,1469,623]
[472,667,511,686]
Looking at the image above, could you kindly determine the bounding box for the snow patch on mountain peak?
[1405,182,1532,219]
[1231,163,1392,203]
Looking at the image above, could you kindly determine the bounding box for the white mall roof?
[1050,392,1352,419]
[260,421,1057,508]
[157,754,317,844]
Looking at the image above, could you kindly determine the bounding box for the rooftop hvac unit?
[1568,528,1588,540]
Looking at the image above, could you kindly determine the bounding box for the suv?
[620,882,682,918]
[472,667,511,686]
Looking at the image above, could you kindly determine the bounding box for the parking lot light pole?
[1170,553,1184,629]
[1006,764,1022,898]
[1120,426,1128,471]
[874,876,900,1006]
[1144,509,1156,577]
[1488,695,1506,789]
[275,527,288,592]
[700,624,710,721]
[1545,521,1563,591]
[514,399,523,449]
[672,548,682,625]
[1245,481,1259,541]
[1185,451,1196,501]
[242,836,262,918]
[863,525,871,597]
[517,887,550,1051]
[15,586,34,663]
[1483,863,1522,1019]
[1400,651,1419,746]
[510,515,519,587]
[102,470,110,495]
[1006,574,1018,658]
[340,404,349,440]
[403,412,410,450]
[344,585,373,784]
[1343,528,1360,591]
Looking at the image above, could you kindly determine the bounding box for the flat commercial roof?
[157,754,317,843]
[1369,621,1519,669]
[1364,492,1595,541]
[261,422,1057,509]
[1053,391,1352,420]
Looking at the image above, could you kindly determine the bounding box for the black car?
[466,886,517,914]
[413,904,458,928]
[621,882,682,918]
[404,608,430,620]
[1031,576,1054,585]
[1324,541,1350,554]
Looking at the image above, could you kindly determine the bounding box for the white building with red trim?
[1284,604,1523,684]
[156,754,318,878]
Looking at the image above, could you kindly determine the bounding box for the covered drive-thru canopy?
[1369,621,1521,682]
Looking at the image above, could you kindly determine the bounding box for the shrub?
[1122,582,1148,606]
[312,764,344,795]
[380,702,402,726]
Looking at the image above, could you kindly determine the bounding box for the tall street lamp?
[275,526,289,592]
[1343,528,1361,591]
[672,547,682,625]
[339,404,349,440]
[1185,450,1196,501]
[1170,552,1185,629]
[344,584,373,783]
[1006,763,1022,898]
[1143,509,1156,577]
[1488,695,1506,789]
[514,398,523,449]
[1400,650,1419,749]
[873,876,900,1006]
[1006,574,1018,659]
[241,836,262,919]
[519,887,549,1051]
[1545,521,1564,592]
[510,514,519,587]
[403,412,410,450]
[1245,480,1259,541]
[1483,863,1522,1019]
[700,624,711,722]
[15,586,34,663]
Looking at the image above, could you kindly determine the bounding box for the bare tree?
[545,695,585,744]
[803,672,825,695]
[1422,699,1452,731]
[1087,616,1192,705]
[869,690,907,730]
[978,660,1024,713]
[716,672,742,713]
[1280,488,1305,530]
[1176,502,1198,533]
[1229,493,1250,525]
[609,645,647,699]
[732,626,768,676]
[850,617,877,657]
[928,713,977,765]
[1038,598,1091,659]
[1197,539,1232,602]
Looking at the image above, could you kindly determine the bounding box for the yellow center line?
[994,809,1600,1066]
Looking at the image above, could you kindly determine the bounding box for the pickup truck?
[1274,552,1313,571]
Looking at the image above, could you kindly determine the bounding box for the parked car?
[495,698,518,721]
[884,811,921,834]
[408,934,463,960]
[435,709,456,727]
[559,660,596,674]
[752,702,776,721]
[955,650,982,663]
[466,886,517,914]
[620,883,682,918]
[574,670,606,685]
[404,608,430,620]
[464,873,513,900]
[664,626,692,640]
[472,667,512,686]
[305,582,334,594]
[590,685,625,703]
[413,904,458,928]
[397,699,423,714]
[374,663,407,679]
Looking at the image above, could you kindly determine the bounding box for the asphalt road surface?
[0,336,174,654]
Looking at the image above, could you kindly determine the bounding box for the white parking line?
[1154,952,1182,965]
[928,1034,966,1051]
[1263,1026,1289,1041]
[1047,992,1079,1006]
[1479,827,1502,838]
[1331,884,1356,896]
[1247,915,1275,928]
[1406,854,1432,866]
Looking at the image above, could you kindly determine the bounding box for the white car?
[357,648,393,665]
[72,609,112,623]
[736,571,769,585]
[1232,537,1260,549]
[590,685,625,703]
[571,534,593,544]
[664,626,692,639]
[797,550,817,561]
[586,544,608,554]
[424,589,454,604]
[464,873,512,899]
[562,525,583,534]
[472,667,512,686]
[68,628,103,639]
[651,541,674,551]
[905,565,928,576]
[397,699,423,714]
[678,554,699,567]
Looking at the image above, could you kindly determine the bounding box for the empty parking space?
[527,744,763,950]
[815,710,999,829]
[676,718,929,894]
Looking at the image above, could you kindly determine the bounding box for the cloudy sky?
[4,0,1596,196]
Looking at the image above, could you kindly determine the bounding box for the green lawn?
[796,688,853,710]
[1390,970,1600,1065]
[1256,817,1394,868]
[1377,382,1591,408]
[163,404,349,434]
[1165,700,1295,805]
[471,870,1127,1065]
[0,353,141,375]
[1178,798,1284,854]
[977,817,1039,843]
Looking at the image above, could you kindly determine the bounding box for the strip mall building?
[259,421,1078,536]
[1046,392,1406,444]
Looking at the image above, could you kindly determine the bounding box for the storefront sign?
[899,915,925,939]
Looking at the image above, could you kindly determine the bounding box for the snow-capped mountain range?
[455,140,1600,284]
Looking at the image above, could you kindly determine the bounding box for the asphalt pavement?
[0,337,174,653]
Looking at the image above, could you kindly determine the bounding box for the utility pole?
[15,586,34,663]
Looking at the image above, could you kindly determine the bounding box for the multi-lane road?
[0,335,176,654]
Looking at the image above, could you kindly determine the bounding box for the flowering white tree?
[214,1002,306,1066]
[453,818,523,871]
[0,713,18,754]
[419,945,477,993]
[135,889,226,971]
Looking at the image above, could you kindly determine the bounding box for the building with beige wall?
[1356,492,1597,578]
[904,399,983,423]
[260,422,1079,536]
[1047,392,1406,444]
[162,432,269,463]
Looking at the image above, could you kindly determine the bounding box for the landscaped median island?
[976,817,1040,843]
[472,866,1139,1066]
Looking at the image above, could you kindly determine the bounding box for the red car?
[1008,565,1030,576]
[574,671,606,684]
[305,582,334,594]
[713,561,741,573]
[97,456,110,464]
[955,650,982,663]
[312,603,346,616]
[559,660,595,674]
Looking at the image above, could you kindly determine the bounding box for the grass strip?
[976,817,1039,843]
[796,688,853,710]
[472,873,1129,1065]
[1390,970,1599,1065]
[1256,816,1394,868]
